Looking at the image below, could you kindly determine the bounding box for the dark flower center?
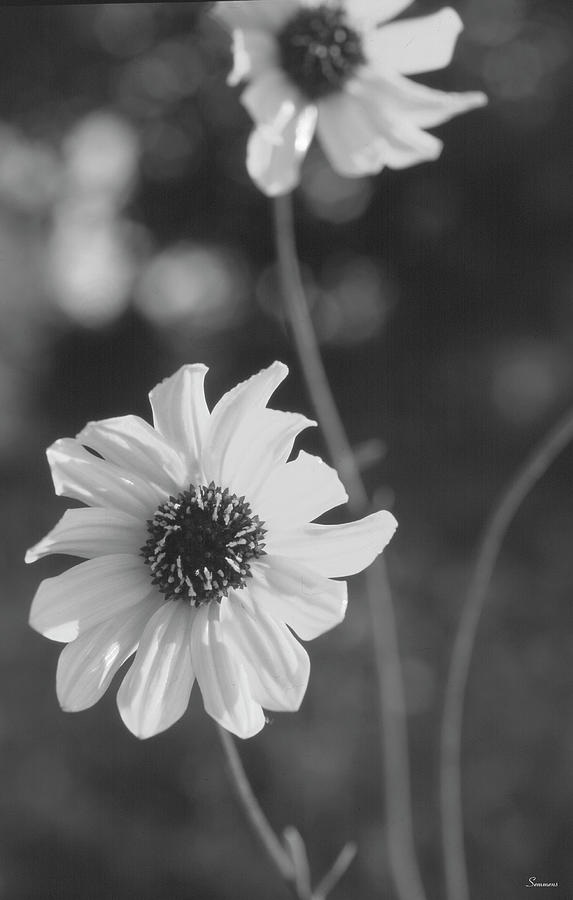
[142,482,266,607]
[277,3,365,101]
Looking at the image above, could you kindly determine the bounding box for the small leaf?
[313,842,357,900]
[283,826,312,897]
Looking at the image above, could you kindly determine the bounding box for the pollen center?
[142,483,266,607]
[277,3,365,101]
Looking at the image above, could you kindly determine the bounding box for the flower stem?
[272,194,367,513]
[273,192,428,900]
[217,724,311,900]
[440,405,573,900]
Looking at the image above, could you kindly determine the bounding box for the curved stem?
[440,406,573,900]
[217,724,310,900]
[273,192,428,900]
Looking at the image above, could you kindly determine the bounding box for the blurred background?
[2,0,573,897]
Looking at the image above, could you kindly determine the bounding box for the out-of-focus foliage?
[2,2,573,898]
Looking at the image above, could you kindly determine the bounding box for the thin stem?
[440,405,573,900]
[217,724,310,900]
[272,194,367,515]
[273,192,428,900]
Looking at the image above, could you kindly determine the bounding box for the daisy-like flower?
[27,362,397,739]
[215,0,487,195]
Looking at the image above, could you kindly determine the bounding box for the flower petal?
[365,8,463,76]
[320,75,444,172]
[382,123,443,168]
[208,408,316,500]
[29,554,153,642]
[77,415,187,494]
[25,507,145,563]
[318,66,485,176]
[227,28,279,86]
[247,105,317,196]
[190,604,265,739]
[370,69,487,130]
[212,361,288,421]
[241,68,303,134]
[349,75,444,167]
[117,601,195,739]
[266,510,398,577]
[148,364,210,483]
[247,556,347,640]
[203,361,288,484]
[347,0,413,29]
[56,595,164,712]
[223,593,310,711]
[252,450,348,528]
[214,0,298,33]
[47,438,163,519]
[241,70,317,195]
[317,91,389,176]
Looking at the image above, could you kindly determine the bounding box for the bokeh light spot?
[64,111,139,202]
[490,339,572,426]
[135,242,250,335]
[300,149,373,223]
[315,254,395,345]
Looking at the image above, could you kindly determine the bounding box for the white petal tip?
[75,420,102,444]
[447,91,488,114]
[153,362,209,389]
[24,547,38,564]
[123,722,156,740]
[440,7,463,34]
[289,668,311,711]
[468,91,488,109]
[120,704,193,740]
[30,617,78,642]
[117,689,183,739]
[45,444,59,466]
[224,718,266,740]
[150,362,209,395]
[379,510,398,548]
[46,439,67,458]
[207,699,266,740]
[46,441,73,496]
[117,708,164,740]
[270,360,289,379]
[59,697,89,714]
[284,694,305,713]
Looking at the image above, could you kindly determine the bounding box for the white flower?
[27,362,397,739]
[215,0,487,196]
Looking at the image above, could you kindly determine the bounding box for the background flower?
[27,362,397,739]
[215,0,487,194]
